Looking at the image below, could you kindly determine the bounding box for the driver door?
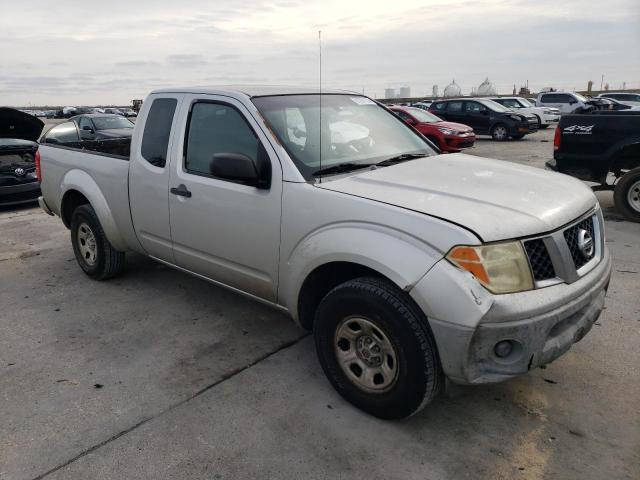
[168,95,283,301]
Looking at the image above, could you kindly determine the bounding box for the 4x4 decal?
[563,125,594,135]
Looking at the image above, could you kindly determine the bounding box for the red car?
[390,106,475,153]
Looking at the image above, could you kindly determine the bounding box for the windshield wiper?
[375,153,428,167]
[311,162,374,177]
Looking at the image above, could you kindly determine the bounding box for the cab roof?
[149,85,357,98]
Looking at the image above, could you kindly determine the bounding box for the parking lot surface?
[1,128,639,480]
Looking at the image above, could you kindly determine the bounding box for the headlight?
[544,110,553,114]
[446,242,534,294]
[509,115,522,121]
[437,127,456,135]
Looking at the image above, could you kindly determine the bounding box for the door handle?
[170,184,192,198]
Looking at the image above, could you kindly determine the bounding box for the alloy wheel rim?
[77,222,98,266]
[627,180,640,213]
[334,316,399,393]
[494,126,507,140]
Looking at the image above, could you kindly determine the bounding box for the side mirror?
[209,152,270,189]
[568,99,577,105]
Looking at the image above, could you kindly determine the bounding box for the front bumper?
[542,114,560,125]
[411,246,612,384]
[443,133,476,152]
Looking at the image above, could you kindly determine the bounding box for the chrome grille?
[524,239,556,281]
[563,217,595,269]
[520,211,602,288]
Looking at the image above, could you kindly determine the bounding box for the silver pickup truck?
[38,87,612,419]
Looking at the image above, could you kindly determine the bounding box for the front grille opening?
[564,217,595,269]
[524,239,556,281]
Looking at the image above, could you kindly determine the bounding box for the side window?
[394,110,413,122]
[464,102,487,113]
[141,98,177,168]
[448,101,463,112]
[502,99,519,108]
[78,117,93,131]
[184,102,259,179]
[43,122,79,144]
[540,94,556,103]
[432,102,446,111]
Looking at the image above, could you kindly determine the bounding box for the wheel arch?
[59,169,128,250]
[280,223,444,329]
[608,141,640,178]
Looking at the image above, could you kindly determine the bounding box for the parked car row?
[53,106,137,119]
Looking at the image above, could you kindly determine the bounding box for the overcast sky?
[2,0,639,106]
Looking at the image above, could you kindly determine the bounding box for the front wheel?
[314,277,442,419]
[491,123,509,141]
[70,204,126,280]
[614,168,640,222]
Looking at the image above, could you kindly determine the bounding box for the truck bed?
[38,144,139,252]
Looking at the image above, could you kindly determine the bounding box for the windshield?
[405,107,442,123]
[479,99,511,112]
[252,94,435,179]
[92,116,134,130]
[573,92,588,102]
[517,98,534,107]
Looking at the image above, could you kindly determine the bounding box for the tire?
[614,168,640,222]
[70,204,125,280]
[534,115,542,129]
[539,124,550,129]
[491,123,509,141]
[314,277,442,419]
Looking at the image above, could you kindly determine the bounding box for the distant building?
[384,88,396,99]
[399,86,411,98]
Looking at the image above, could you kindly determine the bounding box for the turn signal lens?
[446,242,534,294]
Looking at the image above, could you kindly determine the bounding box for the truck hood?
[317,153,596,242]
[0,107,44,142]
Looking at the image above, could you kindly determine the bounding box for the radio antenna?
[318,29,322,183]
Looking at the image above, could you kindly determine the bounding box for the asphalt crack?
[31,333,310,480]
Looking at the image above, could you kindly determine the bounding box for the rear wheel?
[491,123,508,141]
[71,204,125,279]
[614,168,640,222]
[314,277,442,419]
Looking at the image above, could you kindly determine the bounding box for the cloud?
[0,0,638,105]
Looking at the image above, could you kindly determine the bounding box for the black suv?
[429,98,538,141]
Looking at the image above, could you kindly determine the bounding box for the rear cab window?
[141,98,178,168]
